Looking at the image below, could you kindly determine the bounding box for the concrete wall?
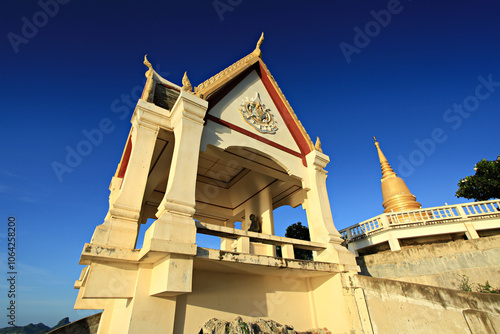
[172,269,360,334]
[355,275,500,334]
[73,273,500,334]
[357,235,500,290]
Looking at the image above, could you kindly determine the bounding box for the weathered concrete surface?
[48,313,101,334]
[354,275,500,334]
[357,235,500,289]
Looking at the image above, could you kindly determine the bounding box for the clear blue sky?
[1,0,499,327]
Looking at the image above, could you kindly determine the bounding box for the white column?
[141,91,208,296]
[245,187,276,256]
[464,222,480,239]
[260,187,275,236]
[91,118,158,249]
[156,91,208,219]
[304,150,357,267]
[141,91,208,297]
[387,232,401,251]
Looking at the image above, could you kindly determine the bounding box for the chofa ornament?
[239,92,278,134]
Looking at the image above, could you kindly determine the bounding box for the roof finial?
[253,32,264,58]
[144,54,152,69]
[315,136,323,152]
[182,71,192,92]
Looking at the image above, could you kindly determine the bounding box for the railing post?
[381,215,400,251]
[456,204,468,218]
[455,204,479,239]
[221,222,235,251]
[380,214,390,228]
[281,244,295,259]
[346,228,353,242]
[236,236,250,253]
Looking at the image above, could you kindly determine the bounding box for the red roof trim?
[117,135,132,179]
[257,61,311,164]
[206,115,303,160]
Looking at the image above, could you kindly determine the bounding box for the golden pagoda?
[374,137,421,213]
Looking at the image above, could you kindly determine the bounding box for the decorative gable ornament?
[239,92,278,134]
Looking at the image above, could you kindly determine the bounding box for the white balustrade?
[339,199,500,242]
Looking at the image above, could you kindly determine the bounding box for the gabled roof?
[194,51,260,100]
[193,34,315,159]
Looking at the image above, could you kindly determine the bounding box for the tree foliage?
[456,155,500,201]
[285,222,313,260]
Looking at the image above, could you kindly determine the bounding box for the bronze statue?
[248,214,262,233]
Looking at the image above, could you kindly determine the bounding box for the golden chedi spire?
[373,137,421,213]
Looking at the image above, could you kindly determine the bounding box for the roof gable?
[200,58,313,166]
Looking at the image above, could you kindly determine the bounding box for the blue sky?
[1,0,499,327]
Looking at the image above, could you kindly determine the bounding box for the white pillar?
[91,118,158,249]
[260,187,275,236]
[137,91,208,296]
[464,222,480,239]
[387,232,401,251]
[245,187,276,256]
[156,90,208,220]
[140,91,207,297]
[304,150,357,267]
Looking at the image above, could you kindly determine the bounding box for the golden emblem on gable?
[239,92,278,134]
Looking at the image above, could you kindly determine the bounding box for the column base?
[90,220,138,249]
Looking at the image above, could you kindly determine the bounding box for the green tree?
[456,155,500,201]
[284,222,313,260]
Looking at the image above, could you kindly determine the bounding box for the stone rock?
[198,317,330,334]
[199,318,229,334]
[303,328,332,334]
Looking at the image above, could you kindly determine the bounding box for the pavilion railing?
[195,221,327,260]
[339,199,500,242]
